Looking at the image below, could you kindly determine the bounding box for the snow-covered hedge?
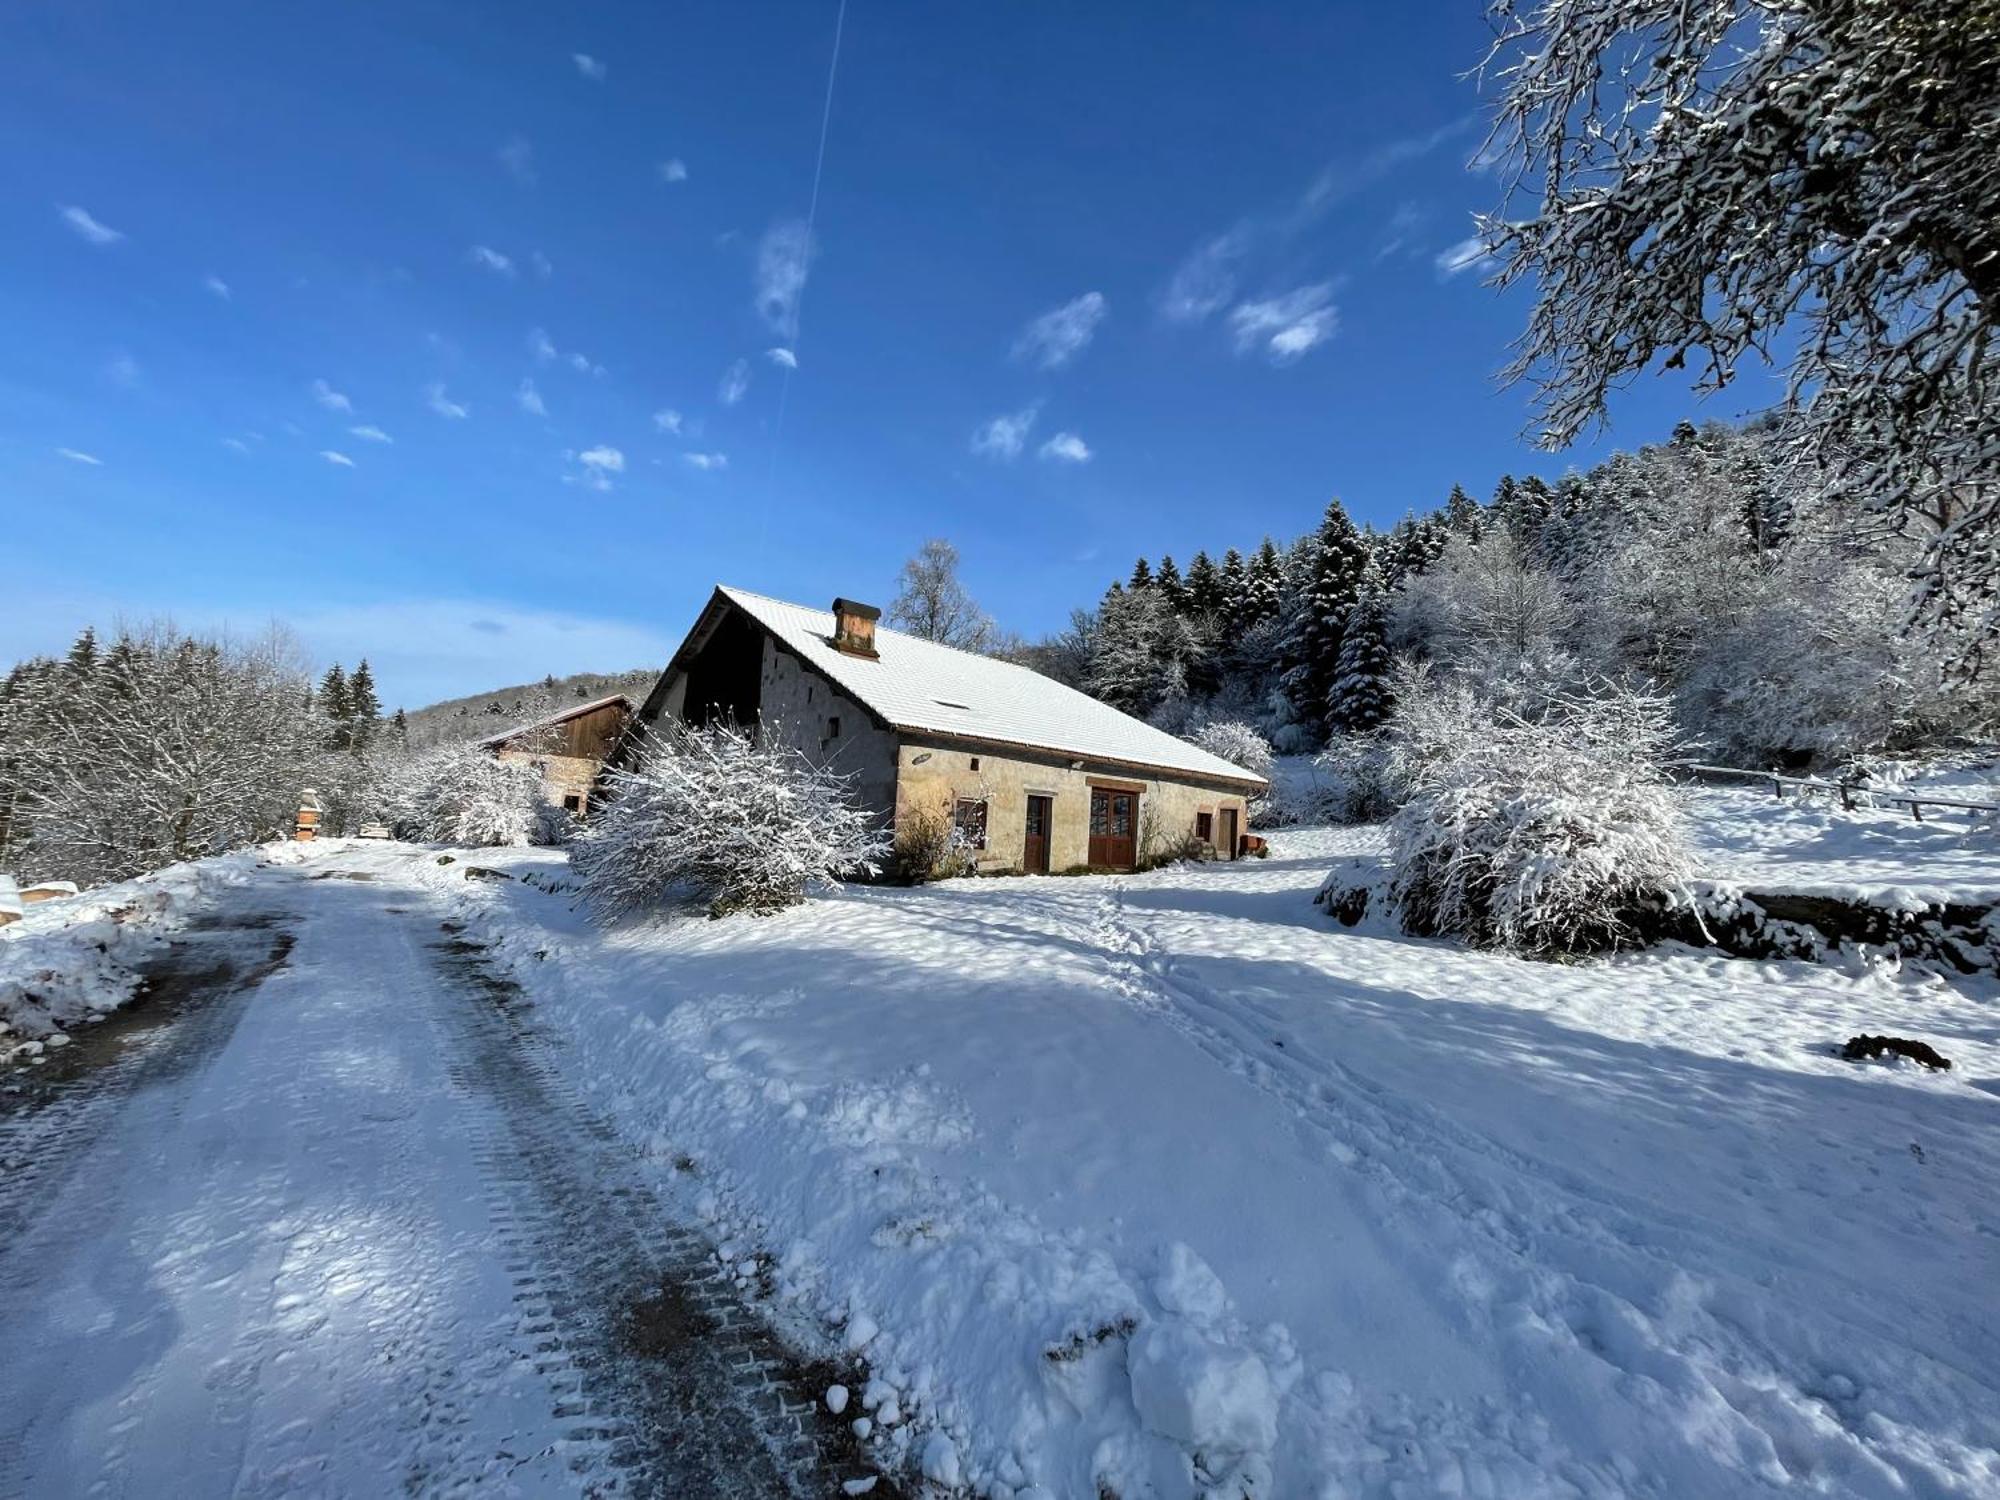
[387,745,546,847]
[1187,719,1273,779]
[1387,680,1694,956]
[573,720,890,919]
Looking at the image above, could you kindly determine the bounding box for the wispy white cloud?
[1013,292,1108,370]
[562,445,622,492]
[971,404,1040,461]
[498,135,537,185]
[320,449,356,468]
[469,244,516,277]
[517,378,547,417]
[425,382,469,419]
[530,250,553,280]
[222,436,254,455]
[1038,431,1092,464]
[754,220,813,339]
[652,407,684,435]
[658,158,689,183]
[1294,116,1480,219]
[1229,282,1339,364]
[312,378,354,413]
[204,274,232,300]
[765,346,798,370]
[1435,233,1498,279]
[719,359,751,406]
[567,350,605,377]
[1160,116,1477,330]
[348,424,393,443]
[572,52,607,80]
[55,446,103,466]
[105,353,140,388]
[683,451,728,471]
[59,205,123,245]
[529,327,558,362]
[1161,229,1248,324]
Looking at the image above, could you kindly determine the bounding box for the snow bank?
[0,841,321,1062]
[416,832,2000,1497]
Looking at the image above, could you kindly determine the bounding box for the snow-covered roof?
[478,692,632,750]
[713,586,1267,788]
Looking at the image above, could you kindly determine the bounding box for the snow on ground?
[1680,761,2000,904]
[0,841,323,1062]
[420,830,2000,1499]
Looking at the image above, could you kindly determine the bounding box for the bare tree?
[887,539,997,651]
[1479,0,2000,670]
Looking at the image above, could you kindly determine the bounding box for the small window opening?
[953,798,989,851]
[827,715,841,739]
[562,794,583,813]
[1196,811,1213,843]
[969,756,980,771]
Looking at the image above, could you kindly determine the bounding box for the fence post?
[1910,799,1923,823]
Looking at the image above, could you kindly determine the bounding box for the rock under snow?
[1126,1320,1278,1460]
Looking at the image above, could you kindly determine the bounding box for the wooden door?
[1219,807,1238,860]
[1088,788,1138,869]
[1023,795,1052,874]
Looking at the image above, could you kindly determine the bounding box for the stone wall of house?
[893,736,1253,873]
[755,637,902,816]
[498,749,602,812]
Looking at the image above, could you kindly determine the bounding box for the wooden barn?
[610,587,1267,873]
[481,693,632,816]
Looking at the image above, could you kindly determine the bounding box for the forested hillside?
[1029,418,1998,770]
[400,668,659,749]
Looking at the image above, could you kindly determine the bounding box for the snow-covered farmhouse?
[613,587,1268,872]
[481,692,633,817]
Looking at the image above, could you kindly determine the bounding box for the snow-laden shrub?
[893,798,978,882]
[1312,734,1398,825]
[530,799,577,847]
[389,745,544,847]
[1187,720,1273,779]
[1387,681,1693,956]
[574,720,890,920]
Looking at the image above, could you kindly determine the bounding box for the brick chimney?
[830,598,881,658]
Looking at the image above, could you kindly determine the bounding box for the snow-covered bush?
[574,720,889,920]
[1387,680,1693,956]
[389,745,544,847]
[1312,734,1398,825]
[1188,720,1273,779]
[892,798,978,883]
[530,799,577,847]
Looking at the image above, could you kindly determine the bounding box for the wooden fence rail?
[1669,762,2000,825]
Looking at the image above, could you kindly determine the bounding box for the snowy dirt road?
[0,854,892,1499]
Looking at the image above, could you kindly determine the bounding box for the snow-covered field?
[1681,764,2000,904]
[411,827,2000,1499]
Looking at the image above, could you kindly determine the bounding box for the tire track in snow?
[425,922,900,1499]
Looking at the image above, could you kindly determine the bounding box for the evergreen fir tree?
[64,626,98,681]
[319,663,350,751]
[1244,539,1284,624]
[347,660,382,750]
[1155,555,1187,614]
[1326,561,1392,734]
[1129,558,1154,591]
[1184,550,1224,618]
[1491,475,1521,537]
[1217,548,1249,629]
[391,707,409,748]
[1282,498,1372,734]
[1443,484,1483,542]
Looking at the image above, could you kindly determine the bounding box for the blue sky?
[1,2,1765,709]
